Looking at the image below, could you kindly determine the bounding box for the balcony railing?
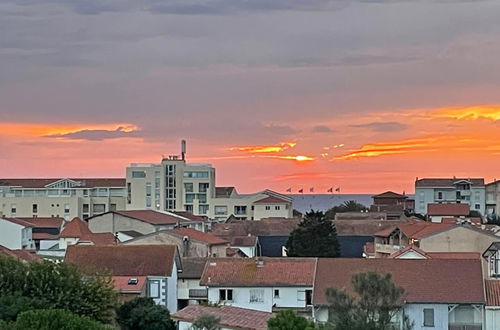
[449,324,482,330]
[189,289,208,298]
[375,243,405,254]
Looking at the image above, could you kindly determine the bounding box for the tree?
[325,271,413,330]
[0,255,117,324]
[0,293,44,322]
[325,201,368,220]
[116,297,175,330]
[285,211,340,257]
[267,310,316,330]
[5,309,111,330]
[191,314,221,330]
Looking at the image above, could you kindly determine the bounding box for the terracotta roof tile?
[372,191,408,199]
[416,178,484,187]
[230,236,258,247]
[65,245,178,276]
[486,280,500,306]
[314,258,484,305]
[33,233,59,240]
[211,218,300,239]
[254,196,289,204]
[60,218,116,245]
[375,222,455,239]
[427,203,470,216]
[0,245,40,261]
[172,305,273,330]
[17,217,63,228]
[170,228,228,245]
[113,276,146,293]
[2,217,35,227]
[200,257,316,287]
[179,258,208,279]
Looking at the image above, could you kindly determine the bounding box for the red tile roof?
[33,233,59,240]
[17,217,63,228]
[426,252,480,259]
[65,245,178,276]
[336,219,419,236]
[113,210,193,225]
[170,228,228,245]
[60,218,115,246]
[0,178,125,188]
[254,196,290,204]
[230,235,258,247]
[372,191,407,199]
[314,258,484,305]
[0,245,40,261]
[172,211,208,222]
[486,280,500,306]
[179,258,208,279]
[172,305,273,330]
[1,217,34,227]
[427,203,470,216]
[200,257,316,287]
[211,218,301,238]
[363,242,375,254]
[415,178,484,187]
[375,222,455,240]
[113,276,146,293]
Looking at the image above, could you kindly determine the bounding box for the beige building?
[486,180,500,221]
[125,143,293,220]
[0,178,126,220]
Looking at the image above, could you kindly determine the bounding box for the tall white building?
[0,178,126,220]
[126,142,293,220]
[414,178,485,216]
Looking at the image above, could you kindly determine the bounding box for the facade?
[177,258,208,310]
[313,258,485,330]
[199,258,316,314]
[123,228,229,258]
[427,203,470,222]
[125,144,292,220]
[0,217,35,250]
[65,245,181,312]
[486,181,500,221]
[415,177,485,215]
[370,191,414,219]
[0,178,126,220]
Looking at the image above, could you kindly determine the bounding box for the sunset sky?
[2,0,500,193]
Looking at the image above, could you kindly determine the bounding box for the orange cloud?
[0,122,138,137]
[229,142,296,153]
[266,155,314,162]
[431,105,500,121]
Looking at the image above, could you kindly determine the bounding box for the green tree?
[0,293,44,322]
[116,297,175,330]
[191,314,221,330]
[267,310,316,330]
[325,271,413,330]
[325,201,368,219]
[285,211,340,257]
[0,255,117,323]
[5,309,111,330]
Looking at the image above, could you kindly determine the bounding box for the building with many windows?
[414,177,485,216]
[0,178,126,220]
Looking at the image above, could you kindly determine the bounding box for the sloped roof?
[314,258,484,305]
[254,195,290,204]
[1,217,34,227]
[231,235,258,247]
[172,211,207,222]
[172,305,272,330]
[200,257,316,287]
[33,233,59,240]
[113,276,146,293]
[375,222,455,239]
[336,219,419,236]
[17,217,63,229]
[170,228,228,245]
[427,203,470,216]
[65,245,178,276]
[416,178,484,187]
[60,218,115,245]
[179,258,208,279]
[486,280,500,306]
[211,218,301,239]
[0,245,40,261]
[112,210,193,225]
[0,178,125,188]
[372,191,407,199]
[215,187,235,198]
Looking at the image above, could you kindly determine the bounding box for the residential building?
[427,203,470,222]
[370,191,414,219]
[88,210,207,236]
[177,258,208,310]
[123,227,229,258]
[229,236,258,258]
[0,217,35,250]
[0,178,126,220]
[15,217,64,250]
[125,142,293,220]
[485,280,500,330]
[415,177,485,215]
[388,245,480,260]
[113,276,147,302]
[59,217,116,250]
[199,258,316,314]
[65,245,181,312]
[485,180,500,221]
[172,305,273,330]
[313,258,485,330]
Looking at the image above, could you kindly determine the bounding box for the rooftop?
[113,276,146,293]
[486,280,500,306]
[427,203,470,216]
[60,218,116,246]
[211,218,301,239]
[415,178,485,187]
[254,195,290,204]
[372,191,408,199]
[230,235,258,247]
[0,245,40,261]
[15,217,64,229]
[0,178,125,188]
[178,257,208,279]
[1,217,35,228]
[110,210,197,225]
[200,257,316,287]
[169,228,228,245]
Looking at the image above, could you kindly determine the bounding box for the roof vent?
[128,278,138,285]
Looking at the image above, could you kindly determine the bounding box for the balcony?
[375,243,405,254]
[449,324,481,330]
[189,289,208,298]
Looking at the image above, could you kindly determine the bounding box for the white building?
[199,258,316,314]
[0,217,35,250]
[126,142,293,220]
[0,178,126,220]
[415,178,485,216]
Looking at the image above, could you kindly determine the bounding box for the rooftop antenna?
[181,140,187,161]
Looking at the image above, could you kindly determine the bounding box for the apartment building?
[486,180,500,221]
[125,142,293,220]
[0,178,126,220]
[415,177,485,215]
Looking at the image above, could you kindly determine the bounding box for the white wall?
[404,304,449,330]
[486,308,500,330]
[167,262,178,313]
[0,219,33,249]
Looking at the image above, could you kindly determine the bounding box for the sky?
[2,0,500,193]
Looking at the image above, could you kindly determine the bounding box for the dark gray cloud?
[311,125,333,133]
[46,127,139,141]
[352,121,408,132]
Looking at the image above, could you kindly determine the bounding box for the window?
[185,205,194,213]
[249,289,264,303]
[64,204,70,214]
[83,204,89,213]
[185,193,195,203]
[199,183,209,193]
[274,289,280,298]
[127,183,131,204]
[132,171,146,178]
[215,206,227,215]
[110,204,117,211]
[196,194,207,203]
[219,289,233,302]
[234,206,247,215]
[146,183,152,208]
[275,206,280,210]
[184,183,193,192]
[306,290,312,305]
[11,204,16,215]
[265,206,271,210]
[184,171,209,178]
[423,308,434,327]
[490,251,500,277]
[199,204,209,214]
[148,280,160,298]
[475,204,481,210]
[437,192,443,200]
[32,204,38,213]
[93,204,105,213]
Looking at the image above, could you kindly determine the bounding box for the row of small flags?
[285,187,341,193]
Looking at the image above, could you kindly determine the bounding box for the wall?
[177,278,206,300]
[0,219,24,249]
[486,308,500,330]
[167,262,178,313]
[420,226,498,254]
[404,304,449,330]
[88,213,156,235]
[253,203,292,220]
